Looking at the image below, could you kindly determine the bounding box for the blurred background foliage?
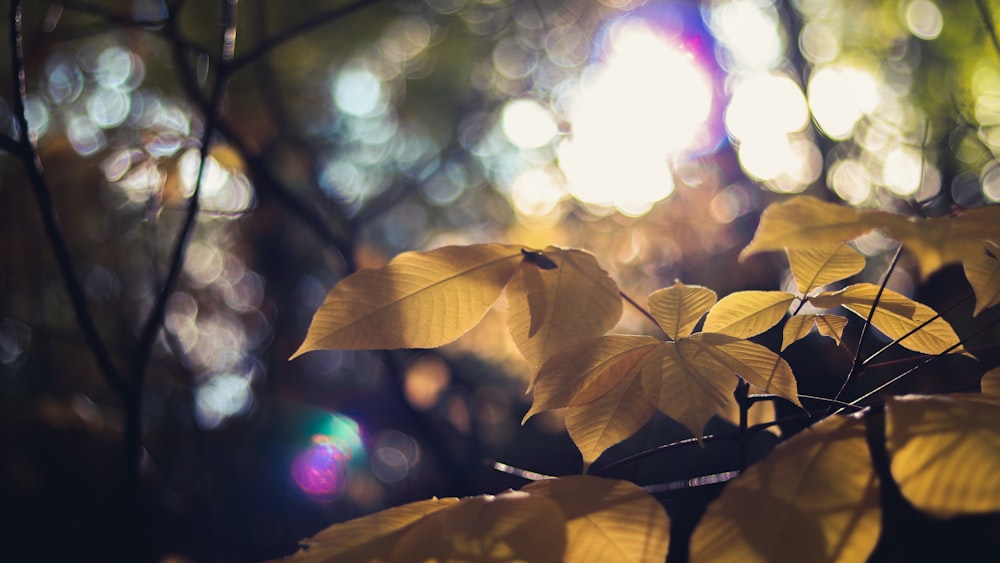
[2,0,999,561]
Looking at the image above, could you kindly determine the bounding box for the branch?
[231,0,385,70]
[8,0,128,396]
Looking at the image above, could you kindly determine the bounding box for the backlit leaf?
[886,394,1000,518]
[781,314,847,351]
[524,335,660,422]
[811,283,969,357]
[641,334,799,437]
[703,291,795,338]
[291,244,522,357]
[523,476,670,563]
[787,244,866,295]
[983,367,1000,395]
[963,242,1000,316]
[647,282,717,340]
[740,196,880,260]
[877,206,1000,278]
[690,415,880,563]
[565,369,656,463]
[284,497,460,562]
[391,491,567,562]
[508,247,622,370]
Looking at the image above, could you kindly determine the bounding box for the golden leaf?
[524,335,660,422]
[690,415,880,563]
[740,197,880,260]
[647,282,717,341]
[641,334,799,437]
[877,207,1000,278]
[983,367,1000,395]
[702,291,795,338]
[291,244,522,357]
[963,242,1000,316]
[565,371,656,463]
[283,497,460,562]
[811,283,969,357]
[507,247,622,370]
[390,491,567,562]
[523,476,670,563]
[887,394,1000,518]
[787,244,866,295]
[781,314,847,351]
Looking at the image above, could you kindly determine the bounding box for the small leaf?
[740,196,880,260]
[508,247,622,370]
[690,415,880,563]
[641,335,799,437]
[983,367,1000,395]
[812,283,969,357]
[887,394,1000,518]
[703,291,795,338]
[781,314,847,351]
[283,497,460,562]
[523,476,670,563]
[391,491,567,562]
[291,244,522,357]
[787,244,866,295]
[647,281,717,340]
[565,371,656,463]
[524,335,661,422]
[963,242,1000,316]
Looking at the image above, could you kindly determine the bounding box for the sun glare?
[557,17,716,215]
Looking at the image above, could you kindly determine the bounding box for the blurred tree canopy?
[2,0,1000,561]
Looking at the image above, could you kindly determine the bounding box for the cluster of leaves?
[287,196,1000,561]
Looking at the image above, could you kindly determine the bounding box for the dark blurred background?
[1,0,999,561]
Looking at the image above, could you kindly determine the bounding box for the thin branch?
[861,291,975,366]
[491,461,557,481]
[232,0,386,70]
[8,0,128,396]
[620,290,660,328]
[644,470,740,494]
[590,434,728,476]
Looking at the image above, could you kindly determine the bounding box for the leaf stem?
[620,290,660,328]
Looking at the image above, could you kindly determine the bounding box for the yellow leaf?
[787,244,866,295]
[283,497,460,562]
[887,394,1000,518]
[690,415,880,563]
[983,367,1000,395]
[811,283,969,357]
[641,334,799,437]
[877,206,1000,278]
[781,314,847,351]
[523,476,670,563]
[963,242,1000,316]
[524,335,660,422]
[391,491,567,562]
[291,244,522,357]
[565,371,656,463]
[703,291,795,338]
[647,282,717,340]
[740,196,880,260]
[508,247,622,370]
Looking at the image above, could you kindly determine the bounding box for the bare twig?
[7,0,128,396]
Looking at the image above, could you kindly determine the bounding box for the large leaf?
[641,334,799,437]
[565,369,656,463]
[787,244,866,295]
[390,491,567,562]
[740,196,880,260]
[810,283,969,357]
[983,367,1000,395]
[523,476,670,563]
[963,242,1000,316]
[702,291,795,338]
[282,497,460,562]
[877,206,1000,278]
[886,394,1000,518]
[647,282,717,340]
[524,335,661,422]
[690,415,881,563]
[781,314,847,351]
[291,244,522,357]
[507,247,622,370]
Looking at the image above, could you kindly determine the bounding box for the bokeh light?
[292,414,366,502]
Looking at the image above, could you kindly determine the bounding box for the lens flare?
[292,413,366,502]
